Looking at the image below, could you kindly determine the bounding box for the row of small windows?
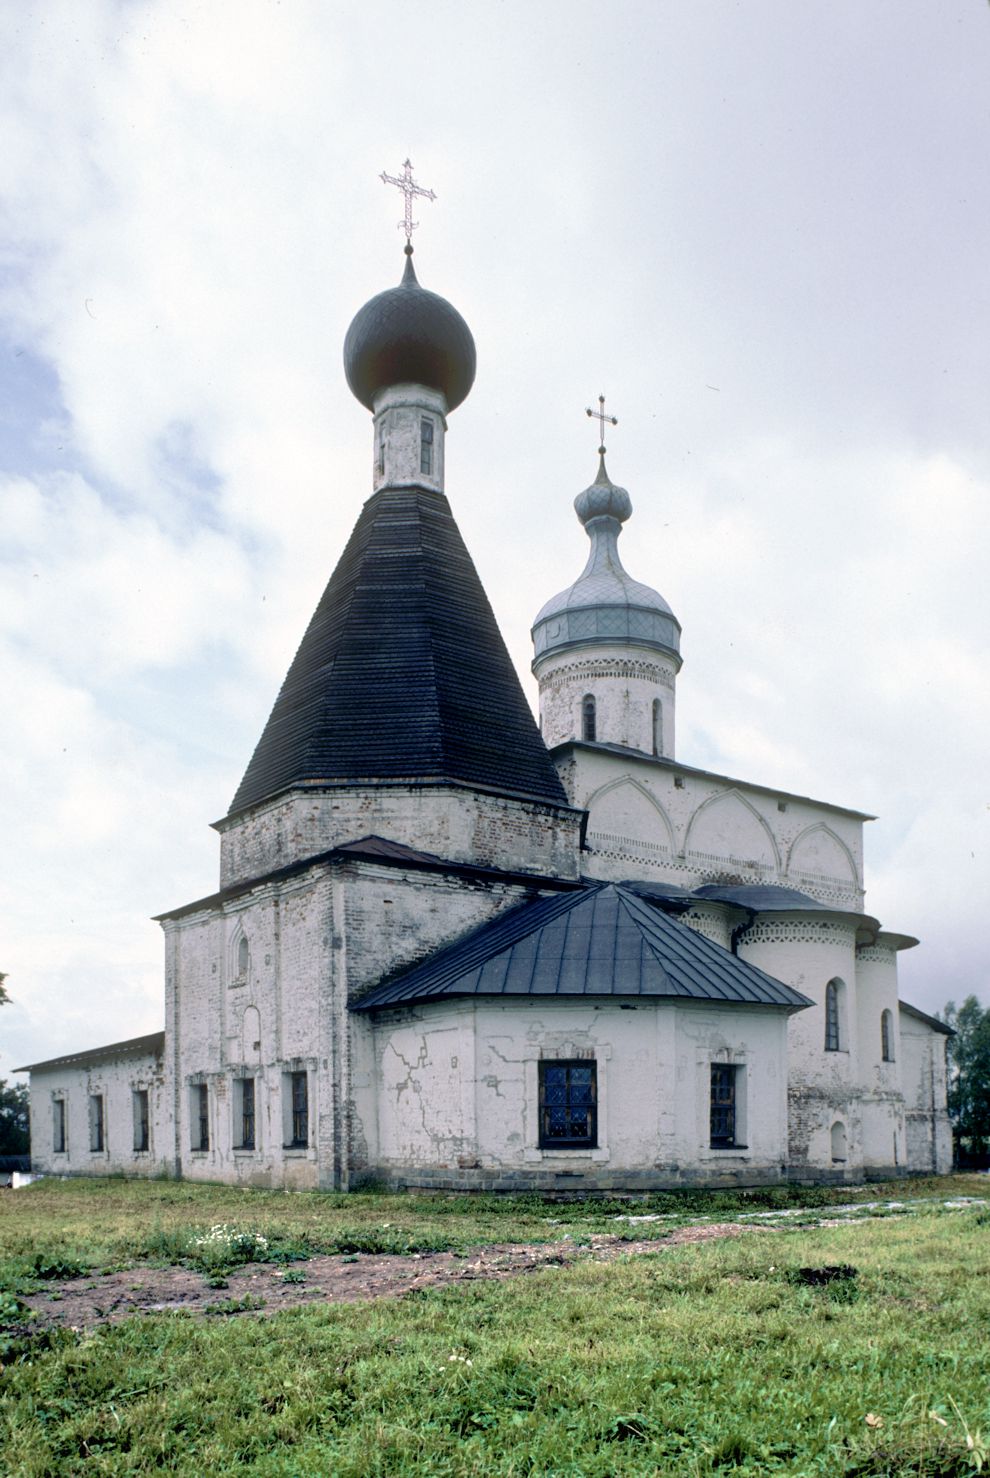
[823,981,895,1062]
[192,1071,309,1153]
[580,695,664,756]
[52,1090,150,1155]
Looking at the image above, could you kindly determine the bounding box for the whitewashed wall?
[899,1008,953,1173]
[28,1048,166,1177]
[362,996,792,1190]
[556,745,865,907]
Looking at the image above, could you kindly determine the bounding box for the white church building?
[21,235,952,1191]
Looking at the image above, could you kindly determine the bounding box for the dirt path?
[16,1223,757,1331]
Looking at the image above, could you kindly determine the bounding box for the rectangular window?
[89,1093,105,1153]
[133,1089,150,1152]
[378,432,385,477]
[236,1078,255,1150]
[420,417,433,475]
[53,1098,66,1154]
[538,1060,597,1148]
[290,1071,308,1148]
[193,1083,210,1151]
[710,1065,738,1148]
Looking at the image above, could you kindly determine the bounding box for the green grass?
[2,1206,989,1475]
[0,1174,985,1291]
[1,1177,989,1474]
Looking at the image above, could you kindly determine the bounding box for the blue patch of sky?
[0,333,77,480]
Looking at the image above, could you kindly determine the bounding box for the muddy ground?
[15,1223,758,1331]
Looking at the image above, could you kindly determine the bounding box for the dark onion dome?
[343,248,476,412]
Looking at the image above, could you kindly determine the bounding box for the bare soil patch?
[16,1222,756,1331]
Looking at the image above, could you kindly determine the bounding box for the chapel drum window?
[582,694,596,742]
[420,417,433,475]
[825,980,841,1052]
[538,1060,597,1148]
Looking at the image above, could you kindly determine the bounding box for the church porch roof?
[16,1031,166,1075]
[351,882,813,1013]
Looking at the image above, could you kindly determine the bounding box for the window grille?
[133,1089,150,1152]
[89,1094,104,1153]
[420,417,433,475]
[195,1083,209,1151]
[290,1071,308,1147]
[53,1099,66,1154]
[881,1009,894,1062]
[538,1060,597,1148]
[238,1078,255,1150]
[582,694,596,742]
[710,1065,736,1147]
[825,980,840,1051]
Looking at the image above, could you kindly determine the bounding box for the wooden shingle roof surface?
[230,485,569,816]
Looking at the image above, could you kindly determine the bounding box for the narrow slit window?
[53,1099,66,1154]
[193,1083,210,1151]
[237,935,250,977]
[133,1089,150,1152]
[825,980,841,1052]
[710,1065,737,1147]
[290,1071,308,1148]
[582,693,596,742]
[237,1078,255,1150]
[89,1094,104,1153]
[538,1060,597,1148]
[420,417,434,475]
[652,698,663,756]
[881,1009,894,1062]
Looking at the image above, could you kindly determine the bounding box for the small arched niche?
[830,1120,847,1164]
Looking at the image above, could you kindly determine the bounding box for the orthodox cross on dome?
[586,393,618,454]
[380,157,436,246]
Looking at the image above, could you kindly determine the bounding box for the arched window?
[824,979,840,1051]
[652,698,663,757]
[881,1009,894,1062]
[830,1120,847,1163]
[582,694,596,742]
[237,935,250,977]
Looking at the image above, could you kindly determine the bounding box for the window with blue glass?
[539,1060,597,1148]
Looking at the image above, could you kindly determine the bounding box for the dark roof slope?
[899,1001,954,1036]
[16,1031,165,1074]
[230,485,569,816]
[353,883,812,1013]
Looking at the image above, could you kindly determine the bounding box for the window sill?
[233,1149,260,1157]
[282,1147,311,1156]
[708,1145,749,1154]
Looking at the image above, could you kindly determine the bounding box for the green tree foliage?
[0,973,31,1157]
[0,1081,30,1156]
[942,995,990,1156]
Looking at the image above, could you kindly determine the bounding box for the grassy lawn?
[1,1176,989,1475]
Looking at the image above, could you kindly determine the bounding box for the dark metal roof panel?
[899,1000,954,1036]
[352,884,812,1012]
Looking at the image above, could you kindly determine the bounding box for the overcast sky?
[2,0,988,1076]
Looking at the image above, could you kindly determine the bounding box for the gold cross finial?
[380,157,436,245]
[586,394,618,454]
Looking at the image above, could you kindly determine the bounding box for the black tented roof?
[229,485,569,817]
